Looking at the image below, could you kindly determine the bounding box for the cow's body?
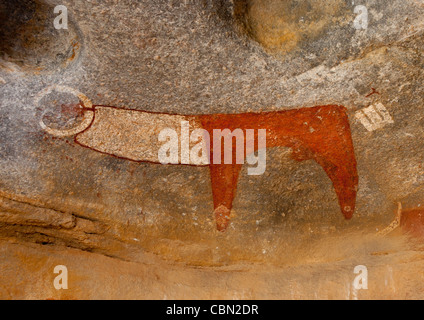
[68,104,358,231]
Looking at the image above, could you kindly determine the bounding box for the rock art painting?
[4,0,424,301]
[41,93,358,231]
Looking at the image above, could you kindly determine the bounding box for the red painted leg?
[314,157,358,219]
[208,163,242,231]
[295,107,358,219]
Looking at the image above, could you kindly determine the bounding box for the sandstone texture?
[1,0,424,299]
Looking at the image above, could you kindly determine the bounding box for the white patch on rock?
[355,103,394,131]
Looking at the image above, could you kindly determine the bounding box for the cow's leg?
[208,163,242,231]
[290,106,358,219]
[313,109,358,219]
[314,156,358,219]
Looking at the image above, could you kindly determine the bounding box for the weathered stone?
[1,0,424,299]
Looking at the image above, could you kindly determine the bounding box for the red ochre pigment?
[401,208,424,238]
[199,105,358,231]
[72,104,358,232]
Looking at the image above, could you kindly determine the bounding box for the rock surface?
[1,0,424,299]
